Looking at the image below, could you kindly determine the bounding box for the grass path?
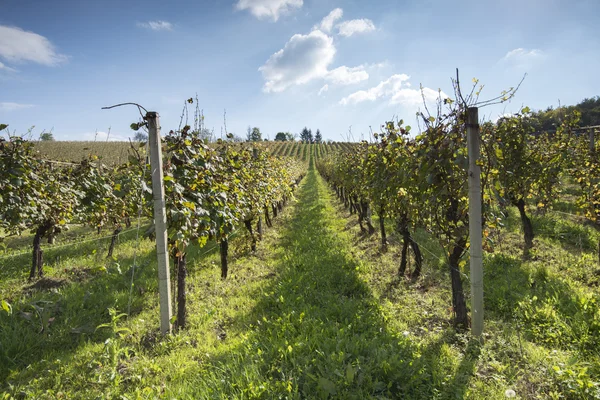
[171,158,437,398]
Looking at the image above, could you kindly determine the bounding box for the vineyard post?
[589,128,595,155]
[467,106,484,338]
[147,112,173,335]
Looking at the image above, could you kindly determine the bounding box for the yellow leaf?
[182,201,196,211]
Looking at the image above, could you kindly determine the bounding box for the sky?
[0,0,599,142]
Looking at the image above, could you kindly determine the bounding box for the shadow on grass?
[532,213,598,254]
[483,253,600,356]
[175,162,479,399]
[0,218,258,388]
[0,225,151,283]
[0,244,160,386]
[496,205,598,255]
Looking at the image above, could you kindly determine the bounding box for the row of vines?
[268,142,355,160]
[316,89,598,331]
[0,110,305,329]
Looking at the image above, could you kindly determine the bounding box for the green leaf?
[1,300,12,315]
[345,364,355,384]
[495,148,503,159]
[317,377,336,395]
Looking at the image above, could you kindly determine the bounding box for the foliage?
[0,136,81,278]
[246,126,262,142]
[133,131,148,142]
[300,127,313,143]
[531,96,600,131]
[493,108,578,250]
[39,132,54,142]
[315,129,322,144]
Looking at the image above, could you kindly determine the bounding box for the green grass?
[343,196,600,398]
[1,158,599,399]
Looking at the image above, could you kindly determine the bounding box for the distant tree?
[300,127,313,143]
[246,126,262,142]
[39,132,55,141]
[315,129,322,144]
[133,132,148,142]
[285,132,295,141]
[529,96,600,131]
[275,132,287,141]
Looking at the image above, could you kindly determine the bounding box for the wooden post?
[147,112,173,335]
[467,106,484,338]
[590,128,595,155]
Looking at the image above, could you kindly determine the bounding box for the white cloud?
[501,48,545,69]
[340,74,409,105]
[337,19,376,37]
[259,30,335,92]
[326,65,368,85]
[390,87,445,106]
[0,62,17,73]
[0,102,35,111]
[235,0,303,21]
[503,48,543,61]
[136,21,173,31]
[0,25,67,66]
[340,74,446,106]
[317,8,343,33]
[318,84,329,96]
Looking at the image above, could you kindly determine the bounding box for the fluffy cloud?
[317,8,343,33]
[0,102,35,111]
[340,74,409,105]
[235,0,303,21]
[136,21,173,31]
[258,8,381,92]
[259,30,335,92]
[0,25,67,66]
[318,84,329,96]
[390,87,445,106]
[337,19,376,37]
[325,65,368,85]
[340,74,446,106]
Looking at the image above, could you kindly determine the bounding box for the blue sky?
[0,0,599,141]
